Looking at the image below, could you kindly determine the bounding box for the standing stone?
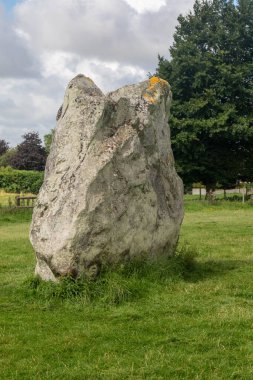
[30,75,184,281]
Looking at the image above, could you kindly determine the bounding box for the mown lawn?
[1,202,253,379]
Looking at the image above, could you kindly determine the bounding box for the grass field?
[1,202,253,379]
[0,190,34,207]
[0,190,19,207]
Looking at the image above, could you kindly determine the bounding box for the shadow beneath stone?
[183,258,253,283]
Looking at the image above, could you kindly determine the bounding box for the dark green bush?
[0,167,44,194]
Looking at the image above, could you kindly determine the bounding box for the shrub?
[0,167,44,194]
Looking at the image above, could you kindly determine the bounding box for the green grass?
[0,190,18,207]
[0,190,34,207]
[1,203,253,379]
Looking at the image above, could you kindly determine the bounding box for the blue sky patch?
[1,0,20,11]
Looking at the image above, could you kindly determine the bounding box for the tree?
[10,132,46,171]
[0,139,9,156]
[44,129,54,155]
[0,148,16,167]
[157,0,253,192]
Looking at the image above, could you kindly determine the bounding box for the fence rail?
[15,196,37,208]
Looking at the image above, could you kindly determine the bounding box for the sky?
[0,0,195,146]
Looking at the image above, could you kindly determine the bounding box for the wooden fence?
[15,196,37,208]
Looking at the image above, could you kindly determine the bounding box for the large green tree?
[157,0,253,191]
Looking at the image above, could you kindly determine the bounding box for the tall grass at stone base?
[23,244,197,305]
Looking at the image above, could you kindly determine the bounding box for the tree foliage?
[157,0,253,190]
[0,139,9,156]
[10,132,46,171]
[44,129,54,155]
[0,148,16,168]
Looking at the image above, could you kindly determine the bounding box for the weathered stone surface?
[30,74,184,281]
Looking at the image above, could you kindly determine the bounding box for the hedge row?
[0,167,44,194]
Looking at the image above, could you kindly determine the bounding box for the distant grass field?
[1,202,253,379]
[0,190,34,207]
[0,190,18,207]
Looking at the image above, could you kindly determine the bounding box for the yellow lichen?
[143,76,169,104]
[142,93,156,104]
[149,76,168,87]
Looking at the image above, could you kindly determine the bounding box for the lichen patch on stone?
[143,76,170,104]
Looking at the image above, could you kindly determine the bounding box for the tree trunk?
[205,185,215,201]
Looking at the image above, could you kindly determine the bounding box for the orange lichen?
[143,76,169,104]
[149,76,168,87]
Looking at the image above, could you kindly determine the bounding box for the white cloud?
[0,6,40,78]
[0,0,195,145]
[123,0,166,13]
[0,77,63,145]
[14,0,194,70]
[40,51,147,92]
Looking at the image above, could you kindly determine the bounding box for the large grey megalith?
[30,75,184,281]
